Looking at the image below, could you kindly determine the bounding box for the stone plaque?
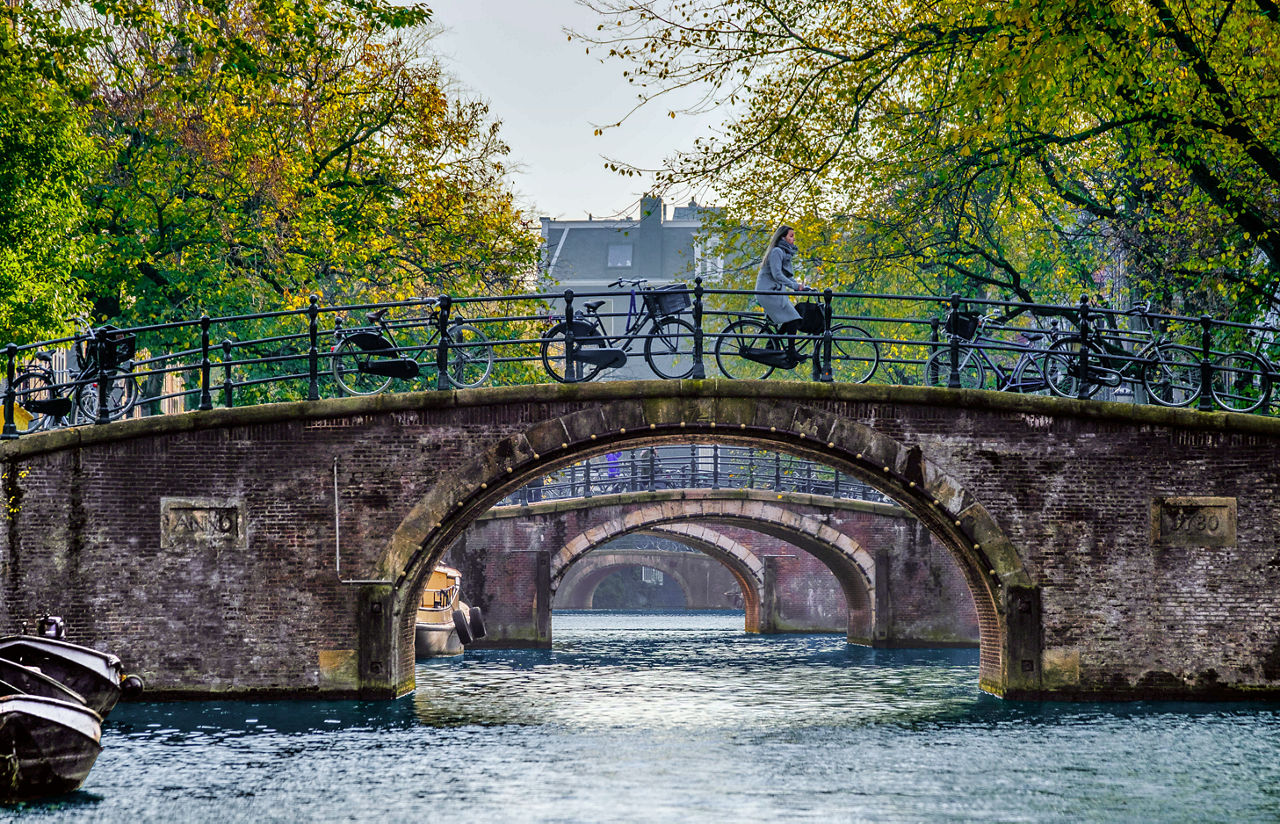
[161,497,247,550]
[1151,496,1236,547]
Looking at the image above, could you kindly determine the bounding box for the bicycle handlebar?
[609,278,648,288]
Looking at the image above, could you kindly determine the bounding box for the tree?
[0,1,98,345]
[580,0,1280,320]
[78,0,540,332]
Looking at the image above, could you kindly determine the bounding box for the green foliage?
[581,0,1280,322]
[0,1,99,345]
[74,0,539,346]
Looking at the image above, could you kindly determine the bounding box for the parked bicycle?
[713,300,880,382]
[1041,302,1202,406]
[1207,323,1277,413]
[923,312,1060,393]
[11,317,139,430]
[330,299,493,395]
[540,278,696,382]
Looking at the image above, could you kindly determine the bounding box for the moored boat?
[0,694,103,801]
[0,660,87,707]
[415,565,487,657]
[0,620,141,717]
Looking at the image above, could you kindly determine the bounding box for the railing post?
[94,327,110,425]
[307,294,320,401]
[562,290,576,382]
[833,467,841,499]
[1075,295,1091,400]
[3,344,17,439]
[817,288,834,382]
[435,294,452,390]
[691,277,706,379]
[712,444,720,489]
[1198,315,1214,412]
[199,315,213,411]
[774,451,781,490]
[948,293,962,389]
[221,340,234,409]
[584,456,592,498]
[647,447,656,492]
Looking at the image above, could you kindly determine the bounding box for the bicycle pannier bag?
[795,302,826,334]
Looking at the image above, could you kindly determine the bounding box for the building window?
[607,243,633,268]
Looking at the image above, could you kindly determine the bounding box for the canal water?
[11,611,1280,822]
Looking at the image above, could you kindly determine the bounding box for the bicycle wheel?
[74,370,139,422]
[332,338,393,395]
[1044,337,1104,398]
[644,317,697,380]
[1141,344,1202,407]
[444,323,493,388]
[828,324,879,383]
[12,369,59,432]
[924,347,985,389]
[714,318,776,380]
[1010,354,1052,395]
[541,320,606,383]
[1211,350,1269,412]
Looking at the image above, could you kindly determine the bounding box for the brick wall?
[2,382,1277,700]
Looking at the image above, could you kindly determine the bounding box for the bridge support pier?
[358,584,399,699]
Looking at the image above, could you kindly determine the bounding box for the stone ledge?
[7,379,1279,461]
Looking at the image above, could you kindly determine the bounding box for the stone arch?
[551,523,766,632]
[546,500,871,640]
[383,396,1034,698]
[557,556,696,611]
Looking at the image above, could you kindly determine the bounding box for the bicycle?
[11,317,139,430]
[713,297,880,382]
[1041,302,1202,407]
[330,299,493,395]
[540,278,696,382]
[923,312,1060,393]
[1208,323,1276,413]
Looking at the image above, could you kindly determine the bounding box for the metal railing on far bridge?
[496,445,892,507]
[6,283,1280,437]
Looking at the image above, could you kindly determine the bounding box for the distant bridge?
[2,380,1279,702]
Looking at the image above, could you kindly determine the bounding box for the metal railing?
[5,284,1280,438]
[496,445,892,506]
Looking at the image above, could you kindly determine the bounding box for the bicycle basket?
[643,283,692,317]
[945,311,981,340]
[85,326,137,371]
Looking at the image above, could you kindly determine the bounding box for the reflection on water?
[11,611,1280,823]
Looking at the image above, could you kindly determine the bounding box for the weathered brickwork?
[466,493,977,644]
[1,382,1277,701]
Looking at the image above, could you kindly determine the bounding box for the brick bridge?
[3,381,1279,701]
[553,549,746,610]
[452,490,975,644]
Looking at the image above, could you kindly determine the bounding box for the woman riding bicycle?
[755,224,813,366]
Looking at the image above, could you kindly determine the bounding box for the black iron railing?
[5,285,1280,437]
[496,445,894,506]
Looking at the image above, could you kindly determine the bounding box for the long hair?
[757,223,792,280]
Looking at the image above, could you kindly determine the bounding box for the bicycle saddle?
[34,350,54,363]
[366,308,389,322]
[1022,331,1045,341]
[582,300,607,311]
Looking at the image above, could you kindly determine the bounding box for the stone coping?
[6,379,1280,461]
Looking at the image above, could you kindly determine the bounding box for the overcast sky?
[427,1,720,221]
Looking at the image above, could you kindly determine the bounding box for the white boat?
[0,693,103,800]
[0,618,143,718]
[415,565,486,657]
